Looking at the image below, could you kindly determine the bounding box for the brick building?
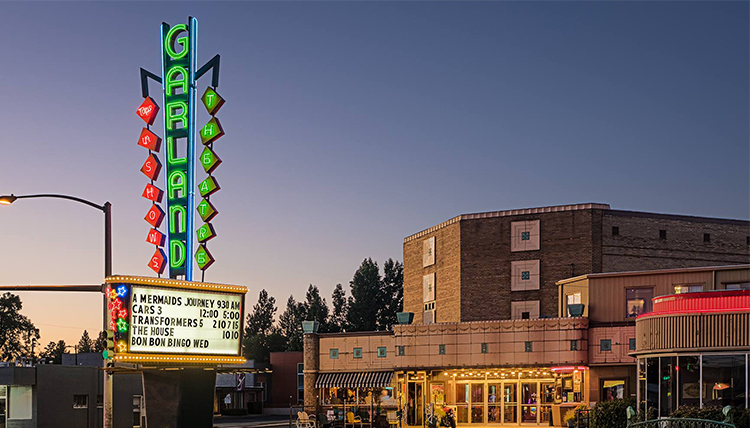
[404,203,749,324]
[303,203,750,427]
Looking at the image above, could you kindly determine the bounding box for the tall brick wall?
[403,221,461,323]
[602,211,750,272]
[403,205,750,325]
[460,210,597,321]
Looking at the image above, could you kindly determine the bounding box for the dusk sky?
[1,1,748,348]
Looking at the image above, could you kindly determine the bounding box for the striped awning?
[315,371,393,389]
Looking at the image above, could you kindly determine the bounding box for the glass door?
[470,383,484,424]
[456,383,469,424]
[539,382,554,424]
[520,382,538,424]
[502,382,517,424]
[487,383,501,424]
[407,382,424,426]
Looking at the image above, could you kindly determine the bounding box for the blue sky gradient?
[1,1,747,346]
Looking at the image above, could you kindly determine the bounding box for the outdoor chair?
[346,411,362,428]
[386,411,398,428]
[297,411,316,428]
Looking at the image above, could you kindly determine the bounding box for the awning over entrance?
[315,371,393,389]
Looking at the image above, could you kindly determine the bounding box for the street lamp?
[0,193,114,428]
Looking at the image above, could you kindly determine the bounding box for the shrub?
[670,405,749,427]
[590,398,635,428]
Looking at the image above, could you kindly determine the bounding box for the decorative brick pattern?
[511,220,540,252]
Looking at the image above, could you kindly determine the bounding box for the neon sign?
[137,17,223,280]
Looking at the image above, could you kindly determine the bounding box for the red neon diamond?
[146,228,166,247]
[144,205,165,228]
[148,248,167,274]
[136,97,159,126]
[137,128,162,152]
[142,183,164,203]
[140,153,162,181]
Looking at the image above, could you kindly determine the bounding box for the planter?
[568,303,585,317]
[302,320,320,334]
[396,312,414,325]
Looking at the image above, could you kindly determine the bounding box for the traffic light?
[102,331,115,360]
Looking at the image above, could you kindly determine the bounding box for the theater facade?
[303,204,749,427]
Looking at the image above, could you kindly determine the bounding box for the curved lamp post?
[0,192,114,428]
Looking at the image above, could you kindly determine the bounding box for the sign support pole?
[104,201,113,428]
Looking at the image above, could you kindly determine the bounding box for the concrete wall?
[318,332,394,372]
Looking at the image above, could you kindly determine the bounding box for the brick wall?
[403,221,461,323]
[602,211,750,272]
[460,210,597,321]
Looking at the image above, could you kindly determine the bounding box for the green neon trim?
[165,101,188,130]
[167,170,188,199]
[164,24,188,60]
[170,239,187,268]
[165,65,189,96]
[166,137,187,165]
[169,205,187,234]
[198,176,220,197]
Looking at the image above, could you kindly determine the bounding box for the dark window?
[521,231,530,241]
[659,230,667,240]
[524,342,532,352]
[746,236,749,245]
[96,395,103,409]
[353,347,363,359]
[480,343,488,354]
[629,338,636,351]
[612,226,619,236]
[704,233,710,243]
[73,395,88,409]
[570,340,578,351]
[521,312,530,320]
[521,271,530,280]
[600,339,612,352]
[397,346,405,356]
[438,344,446,355]
[626,288,653,317]
[377,347,387,358]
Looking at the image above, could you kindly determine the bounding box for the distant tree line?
[243,257,403,362]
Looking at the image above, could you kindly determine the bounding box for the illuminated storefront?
[633,290,750,417]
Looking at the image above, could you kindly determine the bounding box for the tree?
[244,290,277,337]
[40,340,67,364]
[303,285,329,332]
[278,296,305,351]
[77,330,94,353]
[93,331,107,353]
[378,258,404,330]
[329,283,349,333]
[0,293,40,361]
[347,258,382,331]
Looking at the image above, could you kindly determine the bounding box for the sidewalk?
[213,413,292,428]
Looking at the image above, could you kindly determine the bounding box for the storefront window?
[487,384,500,423]
[456,384,469,424]
[601,380,625,401]
[677,356,700,407]
[503,383,517,423]
[646,358,658,413]
[659,357,677,417]
[702,354,746,408]
[626,288,653,317]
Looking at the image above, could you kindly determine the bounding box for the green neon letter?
[169,205,187,234]
[166,137,187,165]
[165,65,189,96]
[168,170,187,199]
[166,101,188,130]
[170,239,186,268]
[164,24,188,60]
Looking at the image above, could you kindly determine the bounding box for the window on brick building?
[570,340,578,351]
[525,342,533,352]
[626,288,653,317]
[329,349,338,359]
[629,338,636,351]
[521,271,530,280]
[659,230,667,239]
[521,231,530,241]
[674,284,703,294]
[353,347,363,359]
[377,347,387,358]
[397,346,405,356]
[438,344,446,355]
[600,339,612,352]
[481,343,488,354]
[704,233,710,243]
[612,226,619,236]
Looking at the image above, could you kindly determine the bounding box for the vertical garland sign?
[136,16,223,280]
